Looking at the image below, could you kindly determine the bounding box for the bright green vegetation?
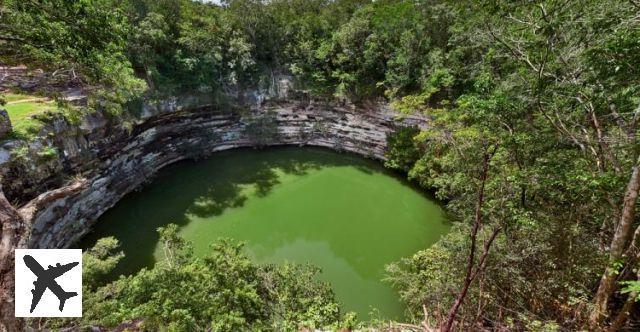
[3,93,54,139]
[44,233,349,331]
[79,147,449,320]
[3,0,640,330]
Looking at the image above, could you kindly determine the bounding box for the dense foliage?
[39,226,347,331]
[0,0,146,114]
[3,0,640,330]
[382,1,640,330]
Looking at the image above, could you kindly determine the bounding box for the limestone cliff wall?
[4,100,427,249]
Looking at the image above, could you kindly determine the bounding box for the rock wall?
[7,100,427,249]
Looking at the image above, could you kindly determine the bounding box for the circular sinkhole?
[77,146,450,320]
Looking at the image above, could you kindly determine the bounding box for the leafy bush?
[384,126,422,172]
[41,225,343,331]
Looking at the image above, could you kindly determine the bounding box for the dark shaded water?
[77,147,449,320]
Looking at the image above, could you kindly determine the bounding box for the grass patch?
[4,92,37,103]
[3,92,56,140]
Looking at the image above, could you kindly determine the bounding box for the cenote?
[77,146,449,320]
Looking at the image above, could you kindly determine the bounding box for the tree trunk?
[590,157,640,327]
[607,268,639,332]
[441,148,501,332]
[0,187,26,332]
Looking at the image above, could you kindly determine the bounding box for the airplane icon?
[23,255,79,313]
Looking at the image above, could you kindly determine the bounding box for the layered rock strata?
[2,101,426,249]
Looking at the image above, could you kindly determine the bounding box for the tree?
[384,126,422,172]
[0,0,145,113]
[386,1,639,329]
[40,227,344,331]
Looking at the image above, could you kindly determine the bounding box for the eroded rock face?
[2,99,428,249]
[0,109,11,139]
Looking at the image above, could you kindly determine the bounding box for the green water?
[78,147,449,320]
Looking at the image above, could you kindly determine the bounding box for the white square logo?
[14,249,82,317]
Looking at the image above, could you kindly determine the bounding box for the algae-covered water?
[78,147,449,320]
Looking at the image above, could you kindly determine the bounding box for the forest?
[1,0,639,331]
